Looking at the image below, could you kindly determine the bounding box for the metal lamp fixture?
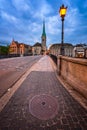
[59,4,67,19]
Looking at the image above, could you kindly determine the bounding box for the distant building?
[32,21,47,55]
[32,42,42,55]
[9,39,32,56]
[84,46,87,58]
[73,44,86,58]
[49,43,73,57]
[73,47,84,58]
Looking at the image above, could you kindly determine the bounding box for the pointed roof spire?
[42,20,46,37]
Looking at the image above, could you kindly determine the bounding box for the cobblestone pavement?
[0,56,87,130]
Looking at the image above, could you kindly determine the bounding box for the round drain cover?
[29,94,58,120]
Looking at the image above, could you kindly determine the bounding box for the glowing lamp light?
[59,4,67,19]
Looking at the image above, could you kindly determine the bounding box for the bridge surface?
[0,56,87,130]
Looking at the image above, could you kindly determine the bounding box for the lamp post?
[59,4,67,55]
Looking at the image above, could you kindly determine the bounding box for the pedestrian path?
[0,56,87,130]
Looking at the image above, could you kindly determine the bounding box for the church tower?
[41,20,46,53]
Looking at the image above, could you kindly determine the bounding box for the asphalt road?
[0,55,42,98]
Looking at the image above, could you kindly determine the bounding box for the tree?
[0,45,9,55]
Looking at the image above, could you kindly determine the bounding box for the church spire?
[41,20,46,53]
[42,20,46,37]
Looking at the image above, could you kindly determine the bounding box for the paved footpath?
[0,56,87,130]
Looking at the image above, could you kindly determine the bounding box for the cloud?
[11,0,31,11]
[0,0,87,46]
[46,15,60,35]
[65,8,79,32]
[0,0,55,45]
[32,0,53,19]
[1,10,19,24]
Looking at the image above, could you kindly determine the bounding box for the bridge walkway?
[0,55,87,130]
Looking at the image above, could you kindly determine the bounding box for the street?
[0,56,42,98]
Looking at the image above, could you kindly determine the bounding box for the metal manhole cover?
[29,94,58,120]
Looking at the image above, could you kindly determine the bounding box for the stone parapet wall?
[57,55,87,99]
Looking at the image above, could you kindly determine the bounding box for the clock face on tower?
[42,39,44,41]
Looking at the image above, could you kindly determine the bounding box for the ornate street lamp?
[59,4,67,55]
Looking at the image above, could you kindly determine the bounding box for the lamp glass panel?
[60,8,66,16]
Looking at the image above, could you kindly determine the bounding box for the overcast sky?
[0,0,87,47]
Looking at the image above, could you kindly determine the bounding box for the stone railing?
[57,55,87,99]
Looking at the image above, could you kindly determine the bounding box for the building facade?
[72,44,87,58]
[32,42,42,55]
[73,46,84,58]
[84,46,87,58]
[49,43,73,57]
[9,39,32,56]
